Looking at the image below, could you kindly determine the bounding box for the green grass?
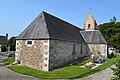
[8,55,120,79]
[94,54,120,71]
[8,65,92,79]
[4,58,15,65]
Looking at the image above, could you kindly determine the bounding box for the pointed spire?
[84,12,97,31]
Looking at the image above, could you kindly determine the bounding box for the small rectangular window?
[27,41,32,45]
[26,40,34,47]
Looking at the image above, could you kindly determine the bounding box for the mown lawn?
[4,57,15,65]
[8,54,120,79]
[8,65,93,79]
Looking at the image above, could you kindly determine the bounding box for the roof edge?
[42,11,82,30]
[16,38,85,43]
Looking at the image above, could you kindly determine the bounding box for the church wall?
[15,40,49,71]
[49,40,89,70]
[87,44,107,58]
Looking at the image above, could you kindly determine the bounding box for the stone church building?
[15,11,107,71]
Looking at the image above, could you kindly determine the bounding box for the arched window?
[88,24,91,29]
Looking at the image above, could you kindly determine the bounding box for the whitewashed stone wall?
[87,44,107,58]
[49,40,89,70]
[15,40,49,71]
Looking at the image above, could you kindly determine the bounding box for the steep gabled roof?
[80,30,107,44]
[17,12,49,40]
[0,36,7,44]
[17,11,85,43]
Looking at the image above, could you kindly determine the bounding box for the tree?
[8,36,16,51]
[1,45,7,52]
[96,22,120,49]
[111,60,120,80]
[110,16,117,23]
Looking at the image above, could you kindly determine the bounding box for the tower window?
[88,24,91,29]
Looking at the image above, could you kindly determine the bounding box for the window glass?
[27,41,32,45]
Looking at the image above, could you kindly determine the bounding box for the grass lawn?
[4,57,15,65]
[8,54,120,79]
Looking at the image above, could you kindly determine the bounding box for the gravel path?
[79,66,114,80]
[0,56,42,80]
[0,56,114,80]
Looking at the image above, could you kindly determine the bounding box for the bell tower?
[84,12,97,31]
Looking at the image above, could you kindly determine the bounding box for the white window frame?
[26,40,34,47]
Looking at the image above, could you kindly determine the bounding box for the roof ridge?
[17,11,85,43]
[42,11,82,30]
[42,11,50,39]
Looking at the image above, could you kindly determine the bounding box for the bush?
[1,45,7,52]
[111,59,120,80]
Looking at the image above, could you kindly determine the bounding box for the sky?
[0,0,120,38]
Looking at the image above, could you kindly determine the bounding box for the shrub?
[111,59,120,80]
[1,45,7,52]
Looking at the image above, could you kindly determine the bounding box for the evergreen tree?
[8,36,16,51]
[1,45,7,52]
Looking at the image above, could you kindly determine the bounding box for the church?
[15,11,107,71]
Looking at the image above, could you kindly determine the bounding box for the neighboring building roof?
[80,30,107,44]
[17,11,85,43]
[0,36,8,44]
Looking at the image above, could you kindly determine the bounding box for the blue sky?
[0,0,120,38]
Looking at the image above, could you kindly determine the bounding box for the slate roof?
[80,30,107,44]
[17,11,85,43]
[0,36,8,44]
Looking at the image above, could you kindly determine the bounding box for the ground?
[0,56,114,80]
[0,56,41,80]
[80,66,113,80]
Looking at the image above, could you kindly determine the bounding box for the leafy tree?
[1,45,7,52]
[111,59,120,80]
[8,36,16,51]
[110,16,117,23]
[96,22,120,49]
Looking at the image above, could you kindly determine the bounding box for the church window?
[26,40,34,47]
[27,41,32,44]
[88,24,91,29]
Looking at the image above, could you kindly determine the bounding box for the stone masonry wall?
[49,40,89,70]
[87,44,107,58]
[84,14,96,30]
[15,40,49,71]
